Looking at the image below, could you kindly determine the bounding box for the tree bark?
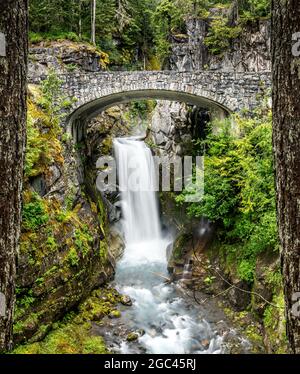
[78,0,82,39]
[0,0,28,352]
[272,0,300,353]
[91,0,96,45]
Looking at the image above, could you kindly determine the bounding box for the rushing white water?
[113,137,224,354]
[114,137,166,264]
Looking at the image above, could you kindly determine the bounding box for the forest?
[29,0,271,67]
[0,0,300,361]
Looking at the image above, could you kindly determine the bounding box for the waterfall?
[114,137,166,264]
[112,137,225,354]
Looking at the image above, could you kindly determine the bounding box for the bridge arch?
[67,89,231,142]
[52,70,271,142]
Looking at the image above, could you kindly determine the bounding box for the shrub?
[22,194,49,230]
[204,17,242,55]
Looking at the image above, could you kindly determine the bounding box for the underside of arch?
[66,89,231,141]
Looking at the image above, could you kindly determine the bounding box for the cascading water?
[113,138,165,264]
[111,137,232,354]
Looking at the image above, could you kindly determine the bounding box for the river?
[99,137,253,354]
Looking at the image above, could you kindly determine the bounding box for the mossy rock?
[108,310,121,319]
[171,232,193,261]
[13,323,108,354]
[127,332,139,342]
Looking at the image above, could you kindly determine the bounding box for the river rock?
[120,295,132,306]
[109,310,121,319]
[127,332,139,342]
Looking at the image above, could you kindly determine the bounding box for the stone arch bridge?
[30,70,271,141]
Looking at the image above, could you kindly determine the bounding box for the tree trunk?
[272,0,300,353]
[78,0,82,40]
[0,0,28,352]
[91,0,96,45]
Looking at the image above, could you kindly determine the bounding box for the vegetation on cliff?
[28,1,271,67]
[13,287,123,354]
[177,100,276,282]
[14,73,113,351]
[174,99,286,352]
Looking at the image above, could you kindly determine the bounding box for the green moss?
[56,210,73,223]
[46,235,58,251]
[14,313,39,337]
[25,75,67,179]
[100,137,113,155]
[67,247,80,267]
[15,68,113,352]
[244,324,263,346]
[13,323,107,354]
[127,332,139,342]
[265,268,282,291]
[74,226,93,258]
[173,233,192,260]
[12,287,123,354]
[22,193,49,230]
[223,308,264,352]
[263,292,287,353]
[82,336,107,354]
[99,240,108,260]
[61,132,72,143]
[43,266,58,278]
[109,310,121,318]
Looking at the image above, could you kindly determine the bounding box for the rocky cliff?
[170,17,270,72]
[14,45,123,345]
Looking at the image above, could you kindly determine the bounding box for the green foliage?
[28,0,271,67]
[40,70,73,126]
[99,240,108,261]
[29,0,157,69]
[265,269,282,291]
[177,105,277,283]
[204,17,241,55]
[25,71,70,178]
[263,291,287,353]
[17,293,36,310]
[74,226,93,258]
[29,31,80,44]
[13,288,122,354]
[46,236,58,251]
[152,0,183,62]
[22,194,49,230]
[67,248,80,267]
[13,323,107,354]
[24,113,49,177]
[239,0,271,21]
[237,259,255,282]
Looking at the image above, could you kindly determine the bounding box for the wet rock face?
[150,101,191,156]
[150,100,212,159]
[83,105,132,226]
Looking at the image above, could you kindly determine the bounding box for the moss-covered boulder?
[13,287,122,354]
